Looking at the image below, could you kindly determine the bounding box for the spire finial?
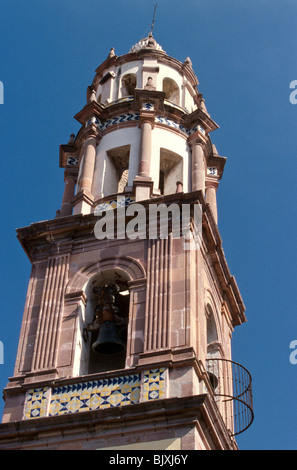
[150,3,158,36]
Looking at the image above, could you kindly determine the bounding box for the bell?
[207,371,219,391]
[92,321,126,355]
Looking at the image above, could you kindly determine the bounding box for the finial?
[184,57,192,68]
[68,133,75,144]
[108,47,115,58]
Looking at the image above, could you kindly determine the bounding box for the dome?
[130,33,165,53]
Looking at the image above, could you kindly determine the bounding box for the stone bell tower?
[0,34,253,450]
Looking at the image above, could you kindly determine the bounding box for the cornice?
[0,394,235,450]
[71,96,215,153]
[184,107,219,133]
[74,101,105,126]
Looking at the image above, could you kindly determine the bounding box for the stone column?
[73,126,101,215]
[60,173,76,217]
[190,139,206,194]
[138,120,153,177]
[133,112,155,201]
[205,183,218,224]
[79,135,97,193]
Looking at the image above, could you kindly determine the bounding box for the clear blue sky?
[0,0,296,450]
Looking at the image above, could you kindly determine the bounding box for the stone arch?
[66,256,146,296]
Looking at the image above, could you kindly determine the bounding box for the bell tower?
[0,34,253,450]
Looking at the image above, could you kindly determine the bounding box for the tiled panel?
[24,387,50,419]
[94,196,135,215]
[142,368,166,401]
[49,374,141,416]
[86,112,205,137]
[24,369,167,419]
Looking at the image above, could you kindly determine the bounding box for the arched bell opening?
[85,269,130,374]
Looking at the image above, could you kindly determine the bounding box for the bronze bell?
[91,284,126,355]
[92,321,126,355]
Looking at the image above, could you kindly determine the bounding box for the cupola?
[59,34,226,223]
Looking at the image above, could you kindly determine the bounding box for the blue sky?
[0,0,296,450]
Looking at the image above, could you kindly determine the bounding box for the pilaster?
[31,254,70,375]
[143,236,172,352]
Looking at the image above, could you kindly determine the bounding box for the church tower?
[0,34,253,450]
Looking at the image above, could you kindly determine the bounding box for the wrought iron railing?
[206,358,254,436]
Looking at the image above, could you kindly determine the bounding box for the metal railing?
[206,358,254,436]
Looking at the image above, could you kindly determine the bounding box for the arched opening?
[206,304,220,391]
[163,77,180,105]
[121,73,137,97]
[207,310,218,345]
[159,149,183,195]
[84,269,130,374]
[67,257,146,377]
